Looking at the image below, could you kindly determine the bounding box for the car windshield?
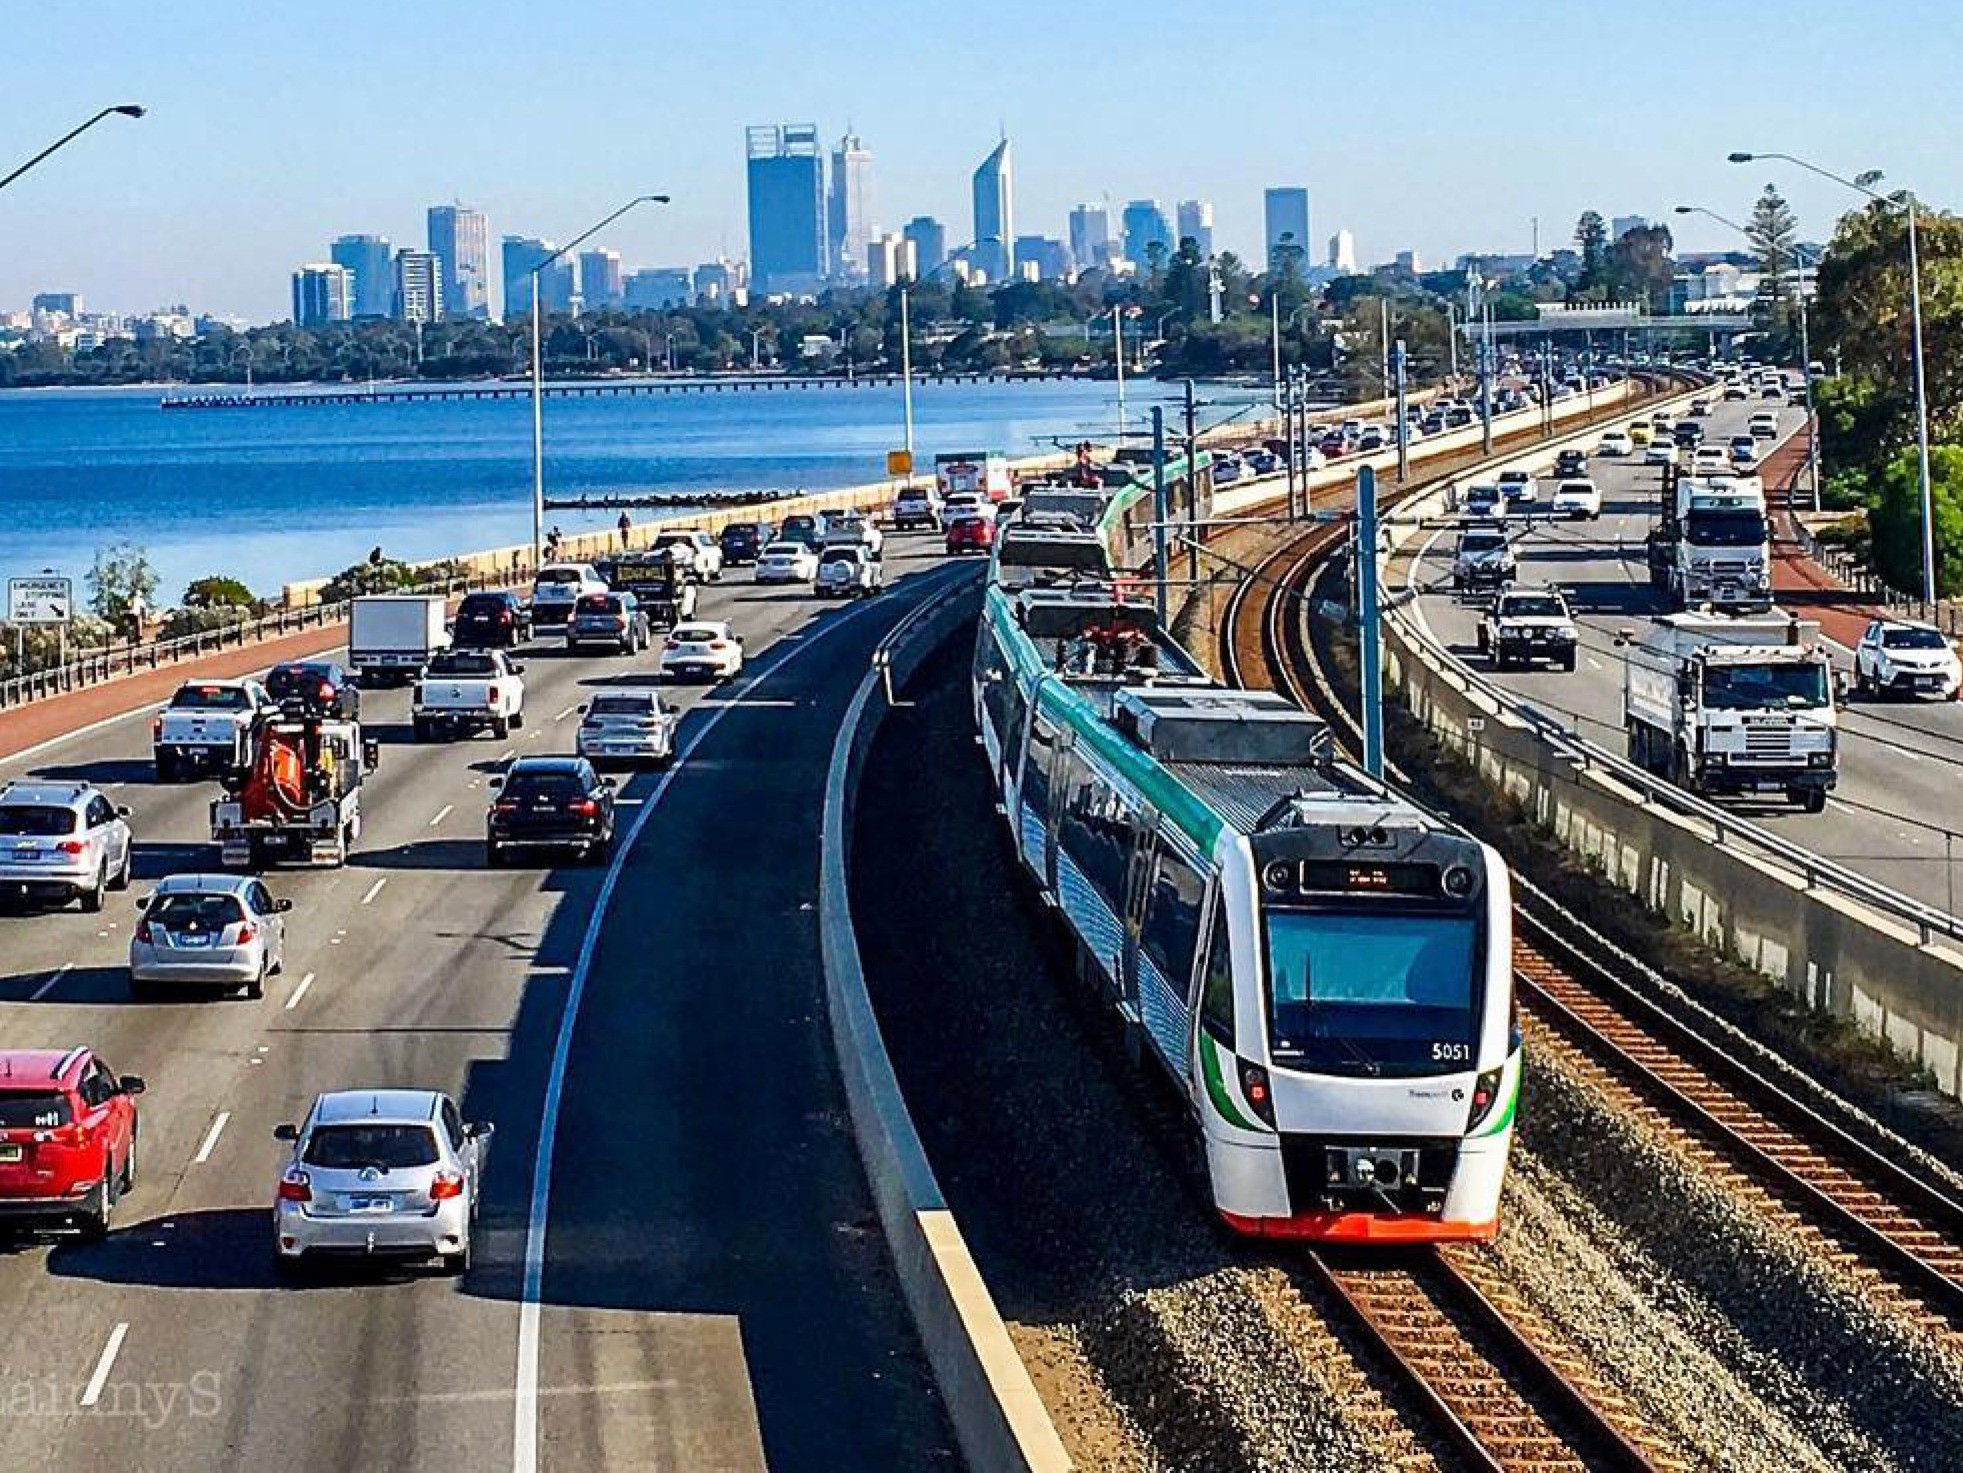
[170,685,253,711]
[577,595,620,614]
[1460,534,1505,554]
[1704,662,1830,710]
[762,543,803,558]
[303,1123,440,1170]
[1685,510,1766,548]
[1557,481,1593,495]
[267,666,330,692]
[427,652,499,676]
[0,1091,72,1128]
[459,596,505,615]
[589,694,660,717]
[502,771,588,800]
[0,805,77,836]
[783,518,815,532]
[1502,596,1564,618]
[1264,910,1480,1073]
[149,893,246,930]
[535,570,582,585]
[672,625,719,643]
[1882,628,1949,651]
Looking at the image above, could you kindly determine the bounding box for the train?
[970,471,1520,1242]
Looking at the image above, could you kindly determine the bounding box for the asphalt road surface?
[0,536,965,1472]
[1403,397,1963,913]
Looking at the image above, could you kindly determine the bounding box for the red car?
[0,1048,144,1238]
[945,515,996,556]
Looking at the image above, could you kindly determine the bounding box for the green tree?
[86,542,158,620]
[183,575,257,609]
[1605,223,1677,308]
[1871,444,1963,596]
[1573,211,1609,296]
[1745,184,1800,334]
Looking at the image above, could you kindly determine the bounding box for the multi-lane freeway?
[0,542,962,1471]
[1404,397,1963,913]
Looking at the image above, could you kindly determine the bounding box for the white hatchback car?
[1644,440,1679,466]
[660,621,745,682]
[1551,479,1602,519]
[130,873,291,999]
[273,1088,491,1277]
[1597,429,1633,457]
[754,541,819,584]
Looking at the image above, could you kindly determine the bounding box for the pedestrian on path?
[617,510,632,549]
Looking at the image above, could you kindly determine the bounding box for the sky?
[4,0,1959,322]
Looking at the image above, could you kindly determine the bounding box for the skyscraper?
[1611,214,1649,241]
[625,268,694,309]
[867,233,917,289]
[1121,199,1172,265]
[970,137,1014,284]
[1014,236,1072,281]
[1264,187,1311,271]
[427,204,491,320]
[391,250,443,323]
[501,237,551,319]
[330,234,394,318]
[746,124,828,296]
[1068,204,1111,270]
[1328,229,1357,274]
[902,216,946,276]
[1176,199,1215,257]
[579,248,623,310]
[828,131,875,282]
[291,264,352,326]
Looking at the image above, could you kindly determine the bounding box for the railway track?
[1217,370,1963,1465]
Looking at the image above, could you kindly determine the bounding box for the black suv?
[455,591,532,647]
[718,523,764,565]
[486,757,616,867]
[1553,448,1588,479]
[265,661,360,721]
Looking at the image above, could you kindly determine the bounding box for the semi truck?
[1623,612,1837,812]
[349,595,449,684]
[1645,467,1772,613]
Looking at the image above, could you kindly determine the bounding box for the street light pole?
[1270,292,1282,411]
[1731,150,1935,602]
[529,193,669,570]
[0,104,144,194]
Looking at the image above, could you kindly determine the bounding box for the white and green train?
[973,580,1521,1241]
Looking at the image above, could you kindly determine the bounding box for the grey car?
[0,781,133,912]
[130,872,291,999]
[575,689,680,767]
[273,1088,492,1276]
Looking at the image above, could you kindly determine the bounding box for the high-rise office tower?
[1176,199,1215,257]
[579,248,624,309]
[624,268,694,310]
[503,236,576,315]
[1328,228,1357,273]
[1264,186,1311,271]
[693,260,735,306]
[391,250,443,323]
[970,137,1014,283]
[427,204,490,320]
[291,264,353,326]
[1121,199,1172,265]
[1611,214,1649,241]
[828,131,875,282]
[1068,204,1111,270]
[866,234,918,289]
[746,124,828,296]
[330,234,394,318]
[1014,236,1072,281]
[902,216,946,276]
[31,292,83,316]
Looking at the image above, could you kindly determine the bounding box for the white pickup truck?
[649,529,724,584]
[411,649,526,741]
[153,679,275,781]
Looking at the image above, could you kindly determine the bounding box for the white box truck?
[1645,469,1772,613]
[349,595,449,685]
[934,451,1013,503]
[1624,611,1836,812]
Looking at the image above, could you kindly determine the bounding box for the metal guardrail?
[0,567,517,714]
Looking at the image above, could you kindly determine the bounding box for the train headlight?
[1466,1066,1506,1131]
[1237,1060,1276,1128]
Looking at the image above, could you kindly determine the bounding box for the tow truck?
[211,706,379,868]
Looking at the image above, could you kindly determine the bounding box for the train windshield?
[1264,910,1479,1074]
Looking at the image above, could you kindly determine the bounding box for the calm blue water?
[0,378,1210,600]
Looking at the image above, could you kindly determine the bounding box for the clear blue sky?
[5,0,1957,321]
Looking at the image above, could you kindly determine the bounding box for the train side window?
[1197,898,1235,1049]
[1021,712,1057,823]
[1140,848,1206,993]
[1057,754,1132,916]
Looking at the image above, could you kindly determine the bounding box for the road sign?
[886,450,913,477]
[7,576,73,625]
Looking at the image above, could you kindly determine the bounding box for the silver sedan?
[130,873,290,999]
[575,690,679,767]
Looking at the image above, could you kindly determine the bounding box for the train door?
[1118,807,1160,1016]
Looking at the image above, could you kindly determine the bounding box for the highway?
[0,540,961,1472]
[1403,397,1963,914]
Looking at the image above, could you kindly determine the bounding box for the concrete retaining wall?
[820,576,1073,1473]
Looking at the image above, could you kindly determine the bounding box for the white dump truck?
[1624,611,1837,812]
[1645,469,1772,613]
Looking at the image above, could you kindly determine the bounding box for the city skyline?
[5,0,1960,319]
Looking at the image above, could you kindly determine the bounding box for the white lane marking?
[360,878,387,906]
[429,804,454,827]
[554,706,577,722]
[31,963,72,1001]
[1587,657,1604,671]
[285,971,316,1010]
[79,1323,129,1408]
[497,749,516,763]
[716,699,799,708]
[192,1111,230,1165]
[511,568,960,1473]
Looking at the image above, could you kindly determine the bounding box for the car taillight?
[711,639,730,651]
[319,682,334,702]
[499,610,512,624]
[494,800,519,813]
[236,922,257,945]
[568,799,599,816]
[485,684,501,705]
[55,840,86,856]
[135,919,154,944]
[665,639,680,650]
[278,1172,312,1202]
[151,717,163,739]
[37,1123,87,1148]
[429,1171,465,1201]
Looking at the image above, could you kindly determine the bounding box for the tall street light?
[1675,204,1825,511]
[529,194,668,569]
[1731,150,1935,602]
[0,104,144,194]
